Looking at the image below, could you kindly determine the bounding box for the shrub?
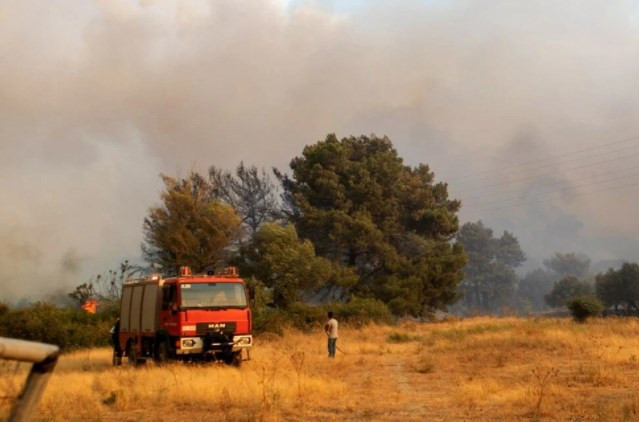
[329,297,393,327]
[252,304,324,335]
[251,307,285,336]
[0,302,114,350]
[285,302,326,332]
[566,295,604,322]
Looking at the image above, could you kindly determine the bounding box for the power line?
[450,134,639,183]
[468,174,639,210]
[453,149,639,194]
[453,141,639,188]
[479,181,639,212]
[462,164,639,203]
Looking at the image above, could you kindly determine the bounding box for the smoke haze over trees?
[543,253,591,279]
[595,263,639,313]
[545,275,594,309]
[3,1,639,300]
[517,268,555,312]
[456,221,526,313]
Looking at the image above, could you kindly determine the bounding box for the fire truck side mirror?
[249,285,255,300]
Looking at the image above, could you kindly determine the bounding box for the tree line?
[107,132,639,318]
[456,223,639,317]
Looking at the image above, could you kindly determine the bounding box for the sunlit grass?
[3,317,639,420]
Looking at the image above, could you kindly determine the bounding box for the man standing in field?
[324,311,338,358]
[110,318,122,366]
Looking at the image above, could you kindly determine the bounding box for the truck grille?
[196,322,236,335]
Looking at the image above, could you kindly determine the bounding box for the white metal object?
[0,337,60,422]
[231,335,252,352]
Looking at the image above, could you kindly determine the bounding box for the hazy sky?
[2,0,639,300]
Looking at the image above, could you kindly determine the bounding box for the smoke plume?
[2,0,639,300]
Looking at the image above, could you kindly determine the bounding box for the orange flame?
[81,299,98,314]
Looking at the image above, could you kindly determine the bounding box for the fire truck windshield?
[180,282,247,309]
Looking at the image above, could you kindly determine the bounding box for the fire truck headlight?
[238,337,251,345]
[182,339,196,347]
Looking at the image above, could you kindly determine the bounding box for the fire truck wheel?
[155,340,171,364]
[112,350,122,367]
[226,351,242,367]
[126,341,145,367]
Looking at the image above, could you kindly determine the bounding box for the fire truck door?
[160,284,178,331]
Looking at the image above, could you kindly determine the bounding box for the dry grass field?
[3,316,639,421]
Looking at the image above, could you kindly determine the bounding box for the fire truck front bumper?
[176,335,253,354]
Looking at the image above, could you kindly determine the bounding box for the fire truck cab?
[117,267,252,366]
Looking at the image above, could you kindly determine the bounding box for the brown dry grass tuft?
[3,317,639,421]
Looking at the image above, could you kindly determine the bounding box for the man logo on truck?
[113,266,252,367]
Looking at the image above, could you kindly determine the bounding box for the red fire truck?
[116,266,252,366]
